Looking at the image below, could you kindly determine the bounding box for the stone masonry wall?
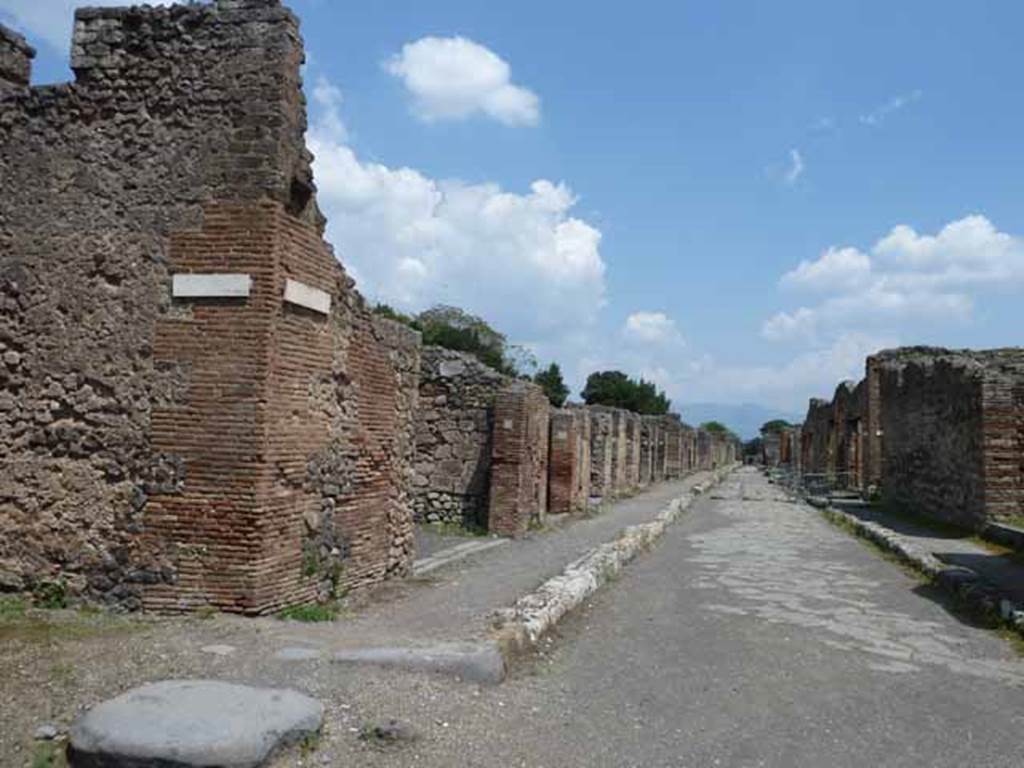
[0,24,33,92]
[589,409,615,500]
[872,348,1023,529]
[801,399,834,477]
[488,382,550,536]
[0,1,419,612]
[412,346,508,527]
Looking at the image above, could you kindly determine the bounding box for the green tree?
[580,370,671,415]
[760,419,792,434]
[700,421,740,442]
[534,363,570,407]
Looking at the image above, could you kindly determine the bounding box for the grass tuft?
[277,602,339,623]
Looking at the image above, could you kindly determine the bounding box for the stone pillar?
[548,408,591,514]
[489,382,550,536]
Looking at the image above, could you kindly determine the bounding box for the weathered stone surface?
[68,680,323,767]
[1,1,420,612]
[801,346,1024,529]
[412,347,509,528]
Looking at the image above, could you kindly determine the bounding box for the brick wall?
[488,382,550,536]
[548,407,591,515]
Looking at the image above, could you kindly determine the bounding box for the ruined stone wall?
[624,411,641,489]
[0,24,32,92]
[801,399,834,477]
[488,382,550,536]
[411,347,508,527]
[548,407,591,515]
[664,417,683,479]
[0,1,419,611]
[872,348,1024,528]
[652,417,667,482]
[761,432,782,466]
[589,408,615,500]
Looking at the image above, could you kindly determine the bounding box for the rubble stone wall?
[411,347,508,527]
[806,347,1024,530]
[0,1,419,612]
[872,348,1023,528]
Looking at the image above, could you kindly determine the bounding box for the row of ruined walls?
[0,1,420,612]
[797,347,1024,529]
[0,0,739,612]
[411,350,737,534]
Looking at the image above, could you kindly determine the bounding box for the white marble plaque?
[172,273,251,298]
[283,278,331,315]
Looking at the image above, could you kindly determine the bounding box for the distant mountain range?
[678,402,804,441]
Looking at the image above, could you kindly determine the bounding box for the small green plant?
[195,605,218,620]
[277,602,339,622]
[33,579,68,609]
[31,741,67,768]
[425,521,487,538]
[299,731,322,757]
[302,549,319,578]
[0,595,27,619]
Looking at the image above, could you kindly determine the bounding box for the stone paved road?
[318,466,1024,767]
[7,468,1024,767]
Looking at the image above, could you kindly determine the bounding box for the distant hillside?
[678,403,803,441]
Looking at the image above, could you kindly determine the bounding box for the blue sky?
[5,0,1023,418]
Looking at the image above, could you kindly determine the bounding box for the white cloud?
[385,36,540,126]
[623,312,684,345]
[781,246,872,292]
[859,89,922,126]
[761,307,817,342]
[784,148,804,185]
[763,214,1023,343]
[0,0,172,52]
[308,76,603,341]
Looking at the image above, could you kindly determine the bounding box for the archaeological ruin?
[0,0,738,614]
[787,347,1024,530]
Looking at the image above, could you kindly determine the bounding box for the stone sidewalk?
[819,499,1024,638]
[301,472,713,632]
[824,498,1024,619]
[205,469,723,681]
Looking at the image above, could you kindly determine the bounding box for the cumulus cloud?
[385,36,540,126]
[761,307,817,342]
[763,214,1023,342]
[0,0,172,52]
[622,312,684,345]
[781,246,872,292]
[307,76,603,340]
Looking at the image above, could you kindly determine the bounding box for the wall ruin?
[0,1,419,612]
[548,407,592,515]
[488,382,551,536]
[411,346,507,527]
[801,346,1024,530]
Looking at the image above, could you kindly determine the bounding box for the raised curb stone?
[67,680,323,767]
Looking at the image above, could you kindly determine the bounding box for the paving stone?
[68,680,322,767]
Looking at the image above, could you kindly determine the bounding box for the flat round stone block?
[68,679,323,767]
